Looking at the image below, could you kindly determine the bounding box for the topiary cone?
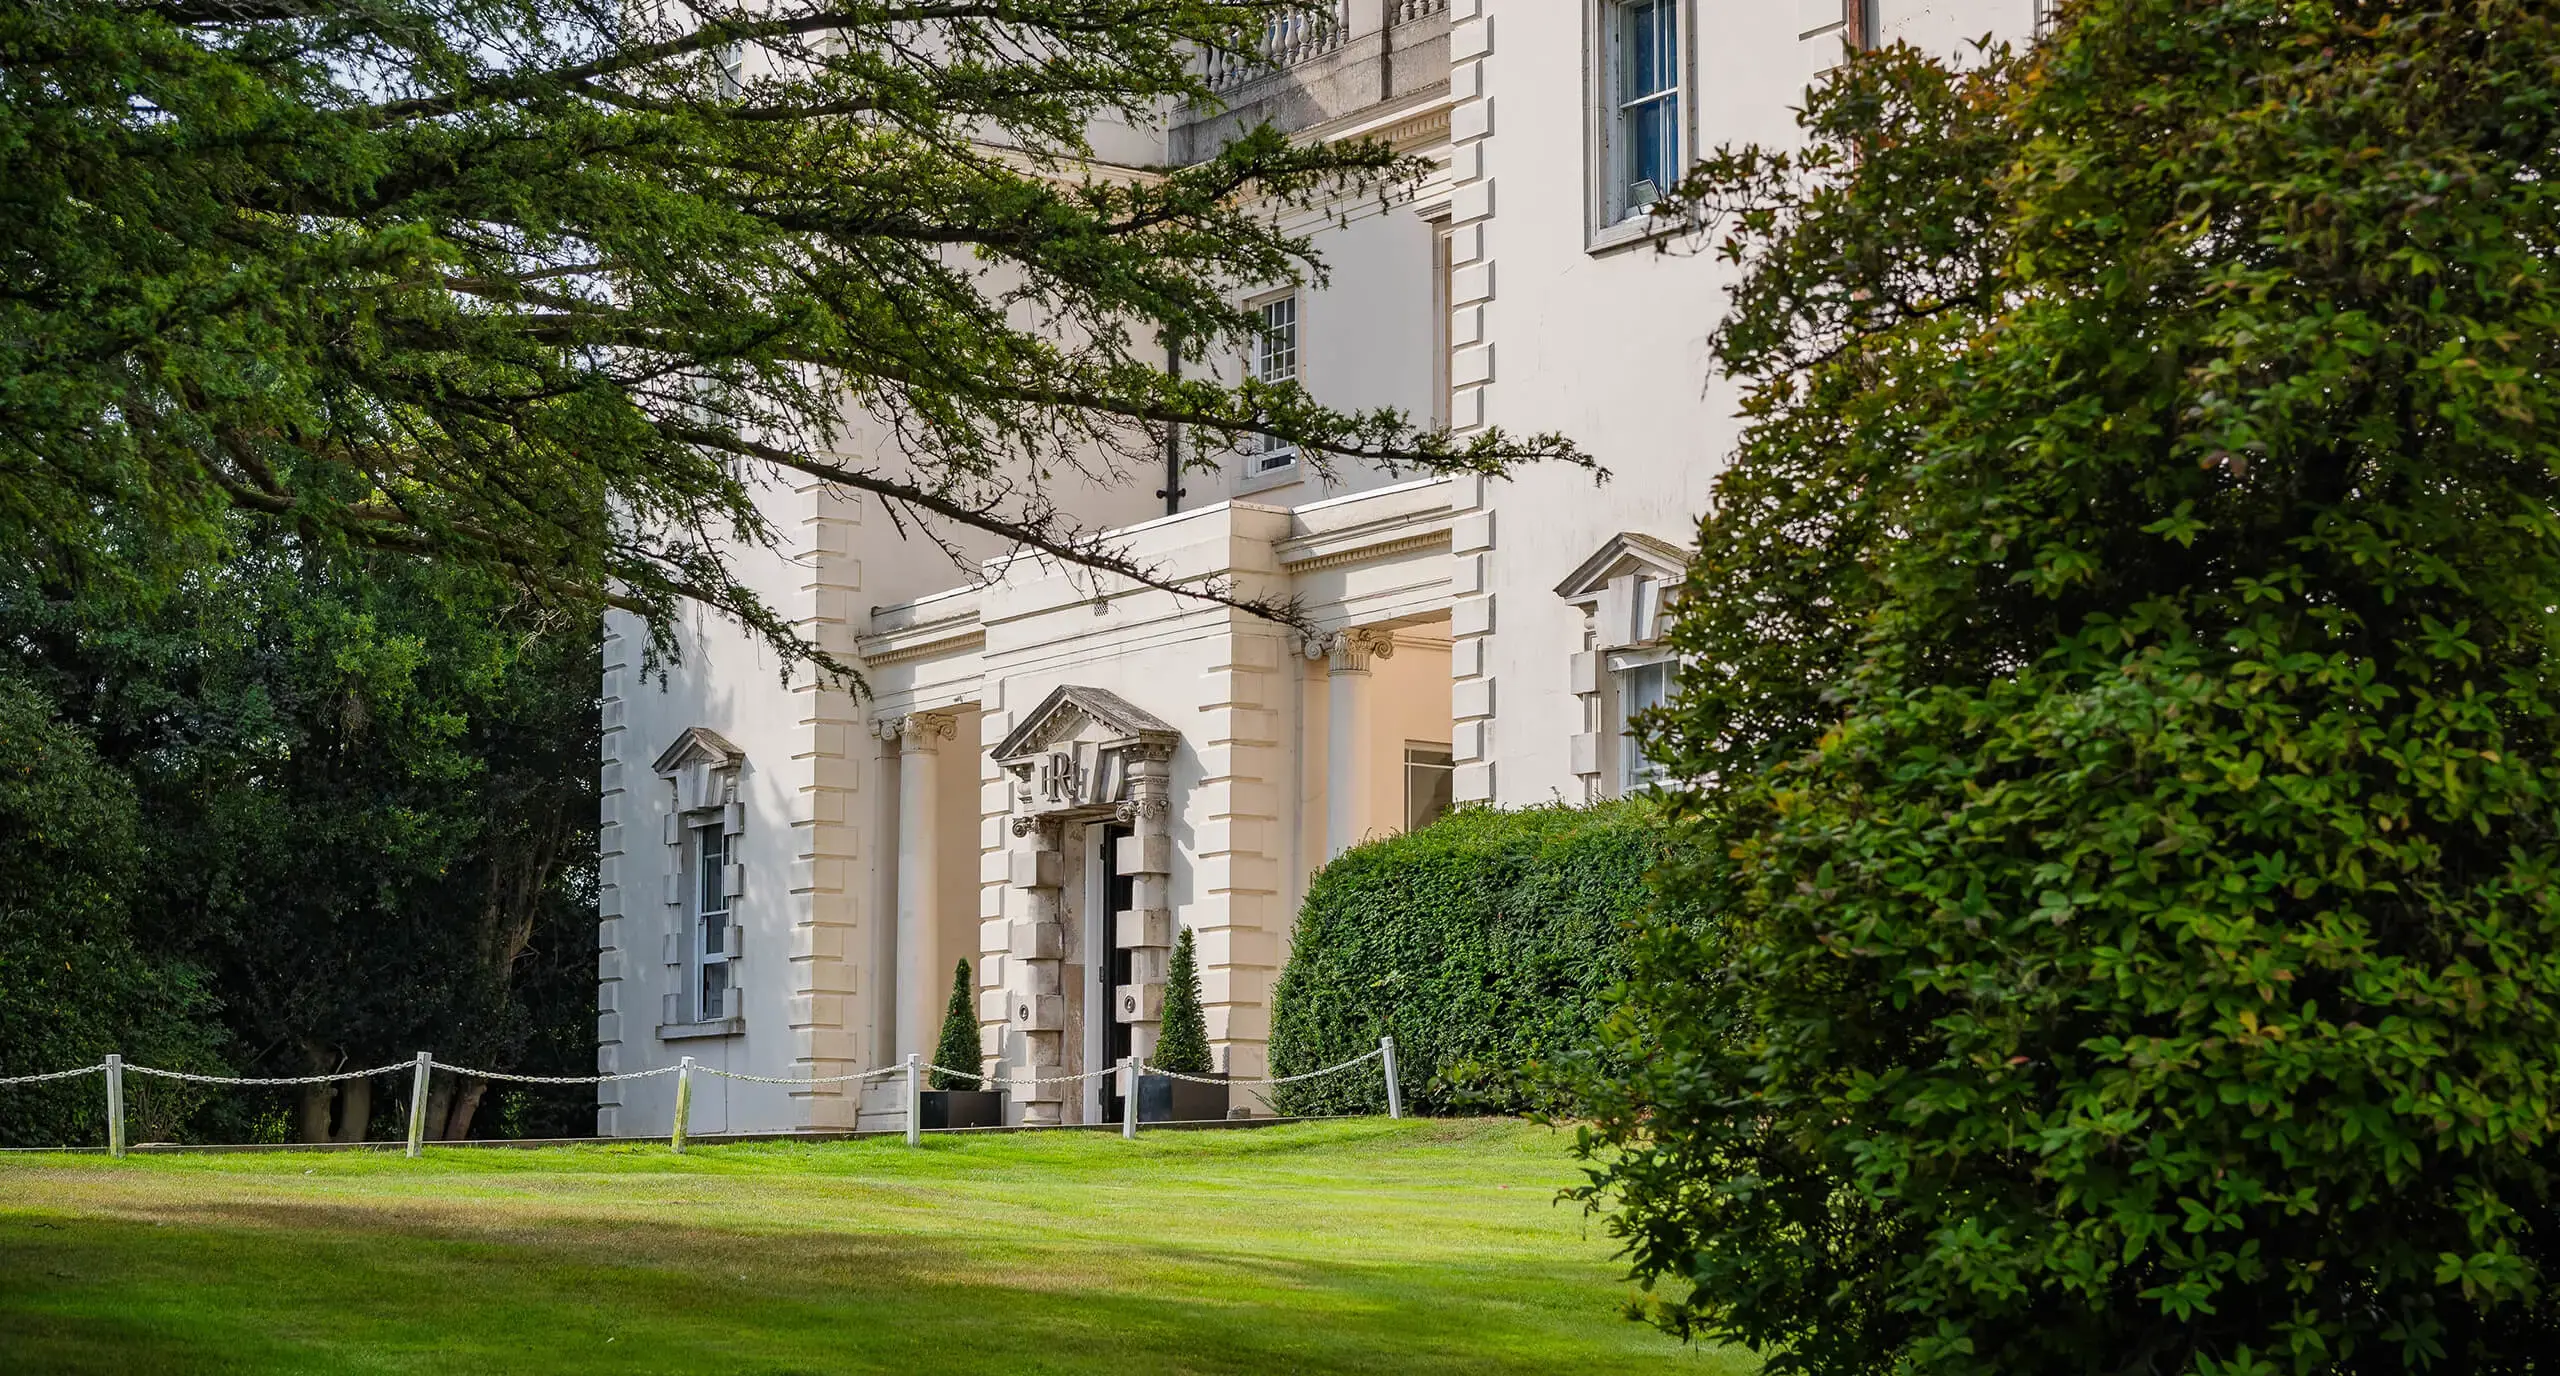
[929,959,981,1091]
[1154,927,1213,1076]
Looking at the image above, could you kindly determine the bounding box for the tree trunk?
[330,1073,371,1144]
[421,1082,453,1145]
[295,1082,334,1145]
[442,1077,488,1142]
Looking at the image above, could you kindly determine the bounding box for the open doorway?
[1086,820,1135,1123]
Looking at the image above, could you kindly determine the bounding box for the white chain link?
[2,1047,1390,1096]
[696,1065,904,1086]
[1144,1046,1385,1087]
[433,1061,681,1086]
[0,1064,108,1087]
[125,1060,418,1087]
[925,1062,1122,1087]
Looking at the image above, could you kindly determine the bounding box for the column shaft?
[1323,629,1394,860]
[892,714,952,1059]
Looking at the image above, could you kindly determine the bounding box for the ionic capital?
[1316,627,1396,675]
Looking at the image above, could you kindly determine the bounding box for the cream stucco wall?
[1443,0,2034,806]
[598,0,2044,1138]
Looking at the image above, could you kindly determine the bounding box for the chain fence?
[0,1037,1407,1157]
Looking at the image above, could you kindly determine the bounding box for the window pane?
[696,825,727,913]
[701,961,729,1020]
[1628,96,1676,207]
[1622,0,1674,100]
[1256,297,1297,382]
[1612,0,1682,217]
[1255,296,1299,467]
[1404,746,1455,834]
[1619,662,1674,792]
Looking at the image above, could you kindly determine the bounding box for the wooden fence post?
[1380,1036,1403,1120]
[671,1056,694,1154]
[405,1052,431,1158]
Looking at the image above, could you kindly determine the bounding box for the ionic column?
[1321,629,1395,859]
[891,711,955,1059]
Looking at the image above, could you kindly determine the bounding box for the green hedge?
[1268,801,1664,1117]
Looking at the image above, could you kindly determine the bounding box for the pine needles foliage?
[929,960,979,1092]
[1154,928,1213,1077]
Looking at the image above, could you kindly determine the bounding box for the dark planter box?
[918,1090,1003,1130]
[1137,1073,1229,1124]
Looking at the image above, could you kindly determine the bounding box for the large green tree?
[0,676,224,1147]
[1580,3,2560,1373]
[7,544,598,1143]
[1,0,1583,673]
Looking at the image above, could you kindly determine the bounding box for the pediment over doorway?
[994,685,1179,822]
[993,685,1177,762]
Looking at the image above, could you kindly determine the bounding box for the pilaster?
[595,616,634,1136]
[788,478,865,1128]
[1447,0,1497,804]
[1194,627,1288,1079]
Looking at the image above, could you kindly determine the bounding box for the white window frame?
[1606,652,1675,796]
[1403,743,1455,833]
[1246,291,1302,476]
[689,821,737,1022]
[1585,0,1695,253]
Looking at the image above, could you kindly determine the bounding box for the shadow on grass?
[0,1199,1727,1375]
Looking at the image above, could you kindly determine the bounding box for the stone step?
[854,1078,906,1134]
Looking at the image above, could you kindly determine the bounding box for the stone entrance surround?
[990,687,1179,1126]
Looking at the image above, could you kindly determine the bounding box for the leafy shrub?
[1154,927,1212,1075]
[1269,802,1662,1116]
[1578,4,2560,1372]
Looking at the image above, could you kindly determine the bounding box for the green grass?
[0,1117,1742,1374]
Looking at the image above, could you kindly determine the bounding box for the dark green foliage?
[0,0,1584,676]
[0,678,224,1147]
[930,960,980,1092]
[1154,928,1212,1077]
[1579,3,2560,1372]
[1270,803,1661,1117]
[2,542,598,1141]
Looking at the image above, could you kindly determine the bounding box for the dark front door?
[1098,822,1135,1123]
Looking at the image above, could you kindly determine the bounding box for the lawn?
[0,1117,1743,1374]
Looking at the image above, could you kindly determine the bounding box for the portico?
[802,483,1463,1128]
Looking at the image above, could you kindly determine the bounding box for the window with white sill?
[689,821,738,1022]
[1249,293,1300,474]
[1611,655,1675,795]
[1590,0,1690,240]
[1562,559,1683,798]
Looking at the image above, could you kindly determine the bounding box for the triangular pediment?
[652,725,746,776]
[993,685,1178,763]
[1553,532,1692,603]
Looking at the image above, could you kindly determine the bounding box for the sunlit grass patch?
[0,1118,1744,1375]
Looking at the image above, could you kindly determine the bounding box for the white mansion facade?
[597,0,2039,1134]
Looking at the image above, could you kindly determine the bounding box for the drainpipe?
[1157,334,1185,517]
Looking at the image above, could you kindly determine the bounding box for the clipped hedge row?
[1267,801,1666,1117]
